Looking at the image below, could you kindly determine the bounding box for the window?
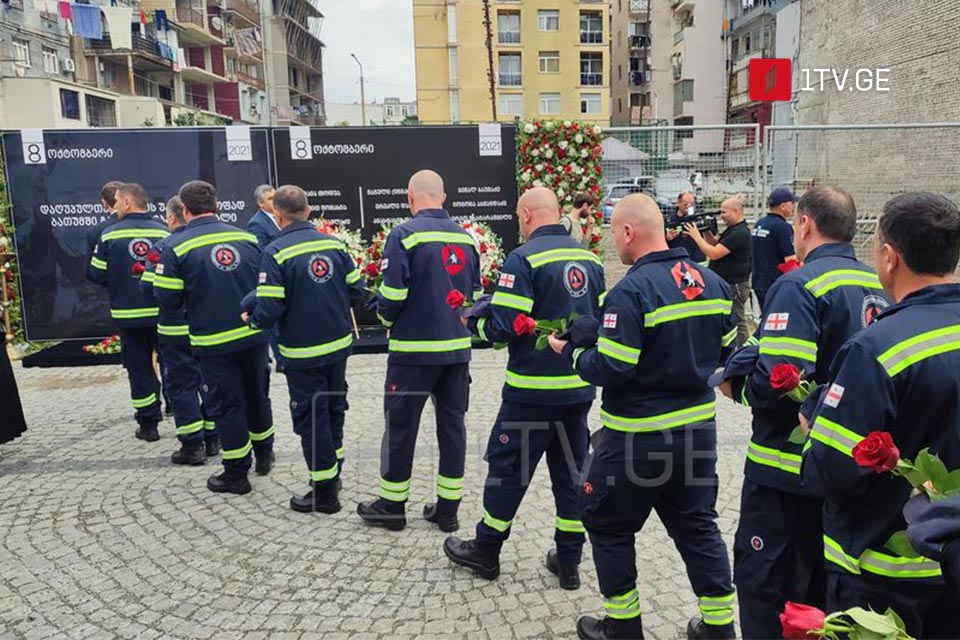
[673,116,693,151]
[580,93,601,115]
[744,33,752,52]
[386,105,396,117]
[86,95,117,127]
[41,47,59,74]
[448,47,458,85]
[60,89,80,119]
[674,79,694,104]
[12,39,30,67]
[538,10,559,31]
[497,11,521,44]
[539,92,560,115]
[499,93,523,117]
[762,24,771,50]
[580,11,603,44]
[580,52,603,85]
[538,51,560,74]
[498,53,521,86]
[731,38,740,60]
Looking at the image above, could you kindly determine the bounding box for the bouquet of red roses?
[82,334,121,355]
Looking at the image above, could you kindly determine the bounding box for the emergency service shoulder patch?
[764,313,790,331]
[824,383,845,408]
[563,262,588,298]
[498,272,516,289]
[308,253,334,284]
[861,294,888,328]
[671,261,704,301]
[258,272,267,284]
[603,313,618,329]
[442,244,466,275]
[128,238,153,260]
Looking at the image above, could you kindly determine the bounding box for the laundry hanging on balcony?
[101,6,132,49]
[70,3,102,39]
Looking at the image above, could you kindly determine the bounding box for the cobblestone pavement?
[0,350,752,640]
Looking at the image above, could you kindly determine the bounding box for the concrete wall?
[0,77,119,129]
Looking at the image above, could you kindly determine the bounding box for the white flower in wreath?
[580,149,589,158]
[593,125,603,136]
[559,140,569,150]
[524,123,536,134]
[575,165,585,175]
[557,189,566,199]
[544,174,554,184]
[533,179,544,187]
[535,163,544,172]
[563,120,572,128]
[522,171,532,182]
[531,149,540,158]
[545,149,554,159]
[545,121,555,130]
[574,134,584,144]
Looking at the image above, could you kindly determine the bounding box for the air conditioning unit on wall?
[63,58,76,73]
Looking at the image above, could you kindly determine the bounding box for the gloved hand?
[365,294,380,316]
[903,494,960,562]
[462,294,492,319]
[558,315,600,348]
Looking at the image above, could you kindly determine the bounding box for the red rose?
[481,276,490,288]
[852,431,900,473]
[131,262,146,276]
[364,262,380,278]
[145,249,162,264]
[480,242,488,254]
[5,285,15,300]
[513,313,536,336]
[446,289,466,309]
[779,259,803,274]
[769,363,802,392]
[779,602,826,639]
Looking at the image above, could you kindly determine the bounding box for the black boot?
[545,548,580,590]
[135,425,160,442]
[254,449,275,476]
[443,537,500,580]
[423,503,459,532]
[206,472,251,495]
[577,616,644,640]
[205,435,221,457]
[357,499,406,531]
[171,441,205,466]
[291,482,341,514]
[686,617,735,640]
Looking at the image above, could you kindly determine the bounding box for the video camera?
[664,210,719,236]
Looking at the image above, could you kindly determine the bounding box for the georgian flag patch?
[824,383,845,408]
[603,313,618,329]
[498,273,516,289]
[155,264,164,275]
[258,272,267,284]
[764,313,790,331]
[380,258,389,271]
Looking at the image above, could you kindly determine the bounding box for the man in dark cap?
[751,187,799,312]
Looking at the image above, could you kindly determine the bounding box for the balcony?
[499,72,522,86]
[498,31,521,45]
[580,72,603,86]
[629,0,648,18]
[181,64,227,84]
[85,33,172,70]
[237,70,265,91]
[580,30,603,45]
[673,29,685,45]
[221,0,261,26]
[629,34,650,49]
[630,70,648,86]
[177,6,225,45]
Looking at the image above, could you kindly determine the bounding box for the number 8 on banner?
[289,126,313,161]
[21,129,47,165]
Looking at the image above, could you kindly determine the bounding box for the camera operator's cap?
[768,187,798,207]
[706,344,759,387]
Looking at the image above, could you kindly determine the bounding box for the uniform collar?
[530,223,568,240]
[804,242,857,263]
[766,211,789,222]
[876,283,960,322]
[187,214,219,228]
[413,208,450,220]
[121,212,151,221]
[278,220,316,236]
[629,247,689,273]
[171,226,186,235]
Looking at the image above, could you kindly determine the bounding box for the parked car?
[601,183,647,224]
[654,174,699,216]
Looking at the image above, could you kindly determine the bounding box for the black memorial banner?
[1,128,272,341]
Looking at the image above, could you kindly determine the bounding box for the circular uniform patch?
[128,238,153,260]
[210,244,240,272]
[861,294,889,327]
[563,262,589,298]
[499,433,510,445]
[308,253,334,284]
[751,535,764,551]
[583,481,594,496]
[442,244,466,275]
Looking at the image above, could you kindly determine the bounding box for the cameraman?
[685,197,752,346]
[666,192,707,263]
[560,192,596,248]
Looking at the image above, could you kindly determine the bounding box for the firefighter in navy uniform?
[246,185,366,513]
[443,187,605,589]
[141,196,220,464]
[549,194,738,640]
[801,192,960,638]
[357,170,481,531]
[719,186,890,639]
[154,180,274,495]
[87,183,169,441]
[85,180,124,255]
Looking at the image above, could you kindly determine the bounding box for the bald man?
[358,170,482,532]
[444,187,605,589]
[666,191,707,263]
[549,194,738,639]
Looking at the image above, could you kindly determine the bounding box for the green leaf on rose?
[534,334,550,351]
[884,531,918,558]
[914,448,949,493]
[843,607,906,637]
[788,425,809,445]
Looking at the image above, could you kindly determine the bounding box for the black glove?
[365,294,380,316]
[462,294,493,319]
[558,315,600,348]
[903,494,960,561]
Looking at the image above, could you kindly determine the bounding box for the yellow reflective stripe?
[173,231,258,257]
[759,336,818,362]
[437,474,464,500]
[310,463,339,482]
[249,425,275,442]
[377,311,393,328]
[379,477,411,501]
[526,248,602,268]
[256,285,285,299]
[388,337,472,353]
[644,299,732,327]
[598,337,641,365]
[721,327,737,347]
[598,290,607,305]
[278,334,353,359]
[571,347,586,370]
[111,307,160,319]
[604,589,641,619]
[491,291,534,312]
[805,269,882,298]
[101,228,169,241]
[504,370,589,390]
[555,517,585,533]
[203,420,216,431]
[274,239,344,264]
[131,393,157,409]
[335,447,345,460]
[740,374,750,407]
[380,284,408,302]
[221,438,252,460]
[153,275,184,290]
[809,416,863,457]
[482,508,512,533]
[877,325,960,377]
[157,324,189,337]
[141,270,156,283]
[476,317,489,342]
[601,401,716,433]
[401,231,476,250]
[746,440,802,475]
[346,268,362,284]
[699,593,736,626]
[824,535,941,579]
[176,420,204,436]
[90,256,108,270]
[190,325,262,347]
[699,593,735,606]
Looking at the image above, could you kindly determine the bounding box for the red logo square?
[749,58,792,102]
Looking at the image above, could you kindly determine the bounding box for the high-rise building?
[413,0,610,125]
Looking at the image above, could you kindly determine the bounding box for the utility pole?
[351,53,366,125]
[482,0,496,121]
